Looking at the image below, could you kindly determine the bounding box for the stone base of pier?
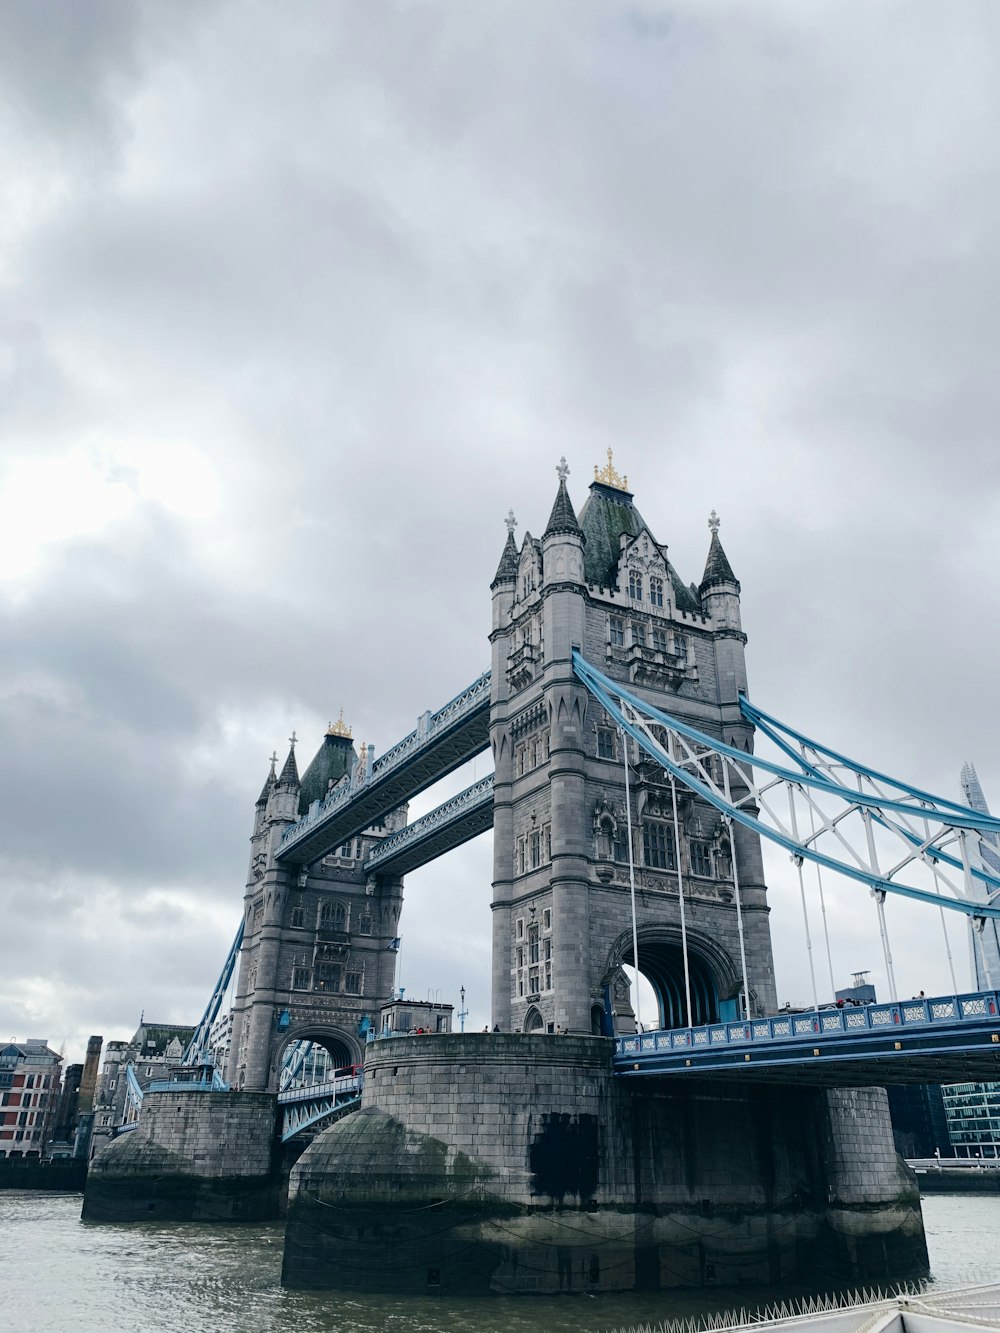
[282,1034,927,1295]
[82,1090,280,1223]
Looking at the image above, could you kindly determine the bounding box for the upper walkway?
[276,670,491,866]
[363,775,494,878]
[614,988,1000,1086]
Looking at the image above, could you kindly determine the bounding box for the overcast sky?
[2,1,1000,1063]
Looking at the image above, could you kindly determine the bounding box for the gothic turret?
[491,511,519,633]
[253,752,277,835]
[699,511,743,638]
[268,736,301,822]
[541,457,585,595]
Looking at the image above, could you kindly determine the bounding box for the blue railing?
[614,990,1000,1062]
[146,1068,229,1093]
[279,669,490,849]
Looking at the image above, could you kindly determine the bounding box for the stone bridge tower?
[489,455,777,1035]
[226,719,405,1091]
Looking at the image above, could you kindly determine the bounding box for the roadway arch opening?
[607,927,740,1033]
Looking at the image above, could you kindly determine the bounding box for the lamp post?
[458,986,468,1033]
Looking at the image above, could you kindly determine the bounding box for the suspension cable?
[801,746,836,999]
[722,762,752,1020]
[620,723,642,1034]
[786,783,819,1012]
[668,732,693,1029]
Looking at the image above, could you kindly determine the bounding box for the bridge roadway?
[276,670,491,866]
[614,989,1000,1087]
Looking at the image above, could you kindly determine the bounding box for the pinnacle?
[492,529,519,585]
[543,477,582,540]
[277,742,300,787]
[700,529,739,591]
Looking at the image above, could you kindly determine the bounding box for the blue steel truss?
[182,921,244,1067]
[278,1070,363,1141]
[572,650,1000,923]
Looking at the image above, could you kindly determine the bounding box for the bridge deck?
[363,775,494,878]
[614,990,1000,1087]
[276,671,491,866]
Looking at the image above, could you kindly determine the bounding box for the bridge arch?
[269,1024,362,1090]
[604,925,743,1032]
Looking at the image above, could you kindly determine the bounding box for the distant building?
[49,1062,83,1152]
[92,1021,195,1145]
[208,1009,233,1071]
[886,1084,950,1159]
[942,1082,1000,1159]
[0,1040,63,1157]
[836,971,878,1006]
[958,762,1000,989]
[379,997,453,1037]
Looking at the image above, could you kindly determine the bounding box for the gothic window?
[345,971,363,996]
[516,947,524,968]
[613,829,626,862]
[530,830,541,868]
[528,926,540,964]
[643,822,676,870]
[543,907,551,930]
[291,906,305,929]
[628,569,643,601]
[609,615,624,646]
[543,938,552,961]
[319,901,347,931]
[358,913,373,936]
[516,917,524,939]
[652,628,668,653]
[597,728,615,760]
[674,633,689,659]
[517,839,525,874]
[292,967,311,990]
[522,574,531,597]
[650,576,664,607]
[690,841,713,877]
[529,971,541,995]
[632,622,646,648]
[544,825,551,861]
[314,964,342,992]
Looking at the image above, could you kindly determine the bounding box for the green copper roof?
[578,482,701,613]
[299,732,356,814]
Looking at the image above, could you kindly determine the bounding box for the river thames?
[2,1192,999,1332]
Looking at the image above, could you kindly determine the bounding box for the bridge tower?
[227,719,405,1091]
[489,455,777,1035]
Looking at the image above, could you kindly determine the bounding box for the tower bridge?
[86,452,1000,1296]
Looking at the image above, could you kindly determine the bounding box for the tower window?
[530,831,541,868]
[314,964,342,993]
[643,822,676,870]
[319,901,346,931]
[293,967,311,990]
[609,616,624,646]
[628,569,643,601]
[632,623,646,648]
[650,576,664,608]
[291,907,305,929]
[345,971,363,996]
[652,628,668,653]
[690,841,713,877]
[597,728,615,760]
[674,633,688,659]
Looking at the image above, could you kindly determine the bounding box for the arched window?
[319,900,347,931]
[649,576,664,607]
[628,569,643,601]
[524,1006,544,1033]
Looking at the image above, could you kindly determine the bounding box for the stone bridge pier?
[282,1033,927,1294]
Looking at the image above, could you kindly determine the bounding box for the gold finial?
[327,707,353,739]
[593,447,629,492]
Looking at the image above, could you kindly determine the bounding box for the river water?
[2,1193,999,1332]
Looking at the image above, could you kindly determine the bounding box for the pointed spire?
[256,751,278,805]
[543,458,582,539]
[492,510,520,585]
[277,733,299,787]
[700,511,739,592]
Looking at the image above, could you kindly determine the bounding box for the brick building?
[0,1040,63,1157]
